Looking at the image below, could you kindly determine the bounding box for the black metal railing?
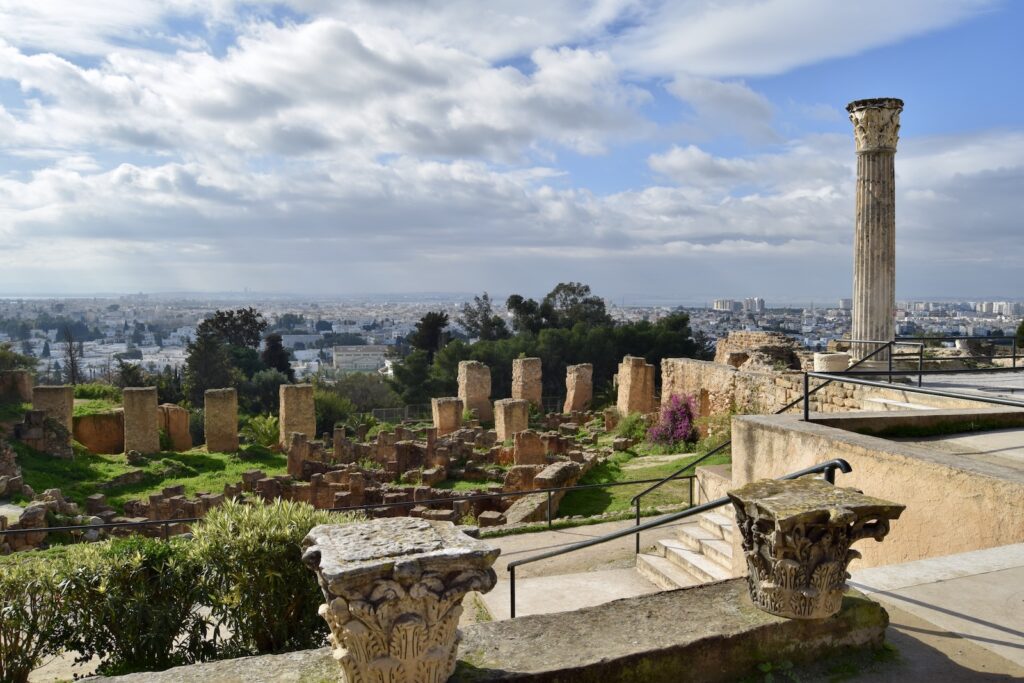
[0,474,695,544]
[625,338,907,553]
[506,458,853,618]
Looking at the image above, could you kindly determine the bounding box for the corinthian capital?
[847,98,904,153]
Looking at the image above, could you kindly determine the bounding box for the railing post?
[887,346,893,384]
[918,345,924,387]
[162,521,169,542]
[634,498,641,554]
[803,372,810,421]
[546,490,553,529]
[509,566,516,619]
[1014,338,1018,369]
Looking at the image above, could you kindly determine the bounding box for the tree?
[261,334,294,382]
[62,326,81,385]
[183,328,235,405]
[115,359,148,388]
[407,312,449,362]
[276,313,305,331]
[505,294,546,334]
[457,293,510,341]
[315,320,333,332]
[197,308,268,349]
[542,282,611,328]
[388,350,438,404]
[41,341,50,358]
[0,343,36,371]
[247,369,289,414]
[1017,319,1024,348]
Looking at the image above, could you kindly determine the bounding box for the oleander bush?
[0,558,70,683]
[191,499,361,656]
[647,393,699,448]
[61,536,212,676]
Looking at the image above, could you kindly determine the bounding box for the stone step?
[656,539,733,584]
[862,397,934,412]
[635,552,700,591]
[698,511,735,544]
[674,524,733,570]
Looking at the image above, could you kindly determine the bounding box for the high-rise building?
[838,298,852,311]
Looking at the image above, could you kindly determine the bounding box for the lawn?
[12,442,288,512]
[557,447,731,518]
[72,399,121,417]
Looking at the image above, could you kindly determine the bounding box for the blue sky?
[0,0,1021,301]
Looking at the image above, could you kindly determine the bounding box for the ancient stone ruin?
[123,387,160,454]
[279,384,316,446]
[157,403,191,451]
[494,398,529,441]
[564,363,593,413]
[617,356,656,415]
[511,357,542,407]
[431,397,463,437]
[204,388,239,453]
[457,360,492,422]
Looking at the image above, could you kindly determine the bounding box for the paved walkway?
[899,427,1024,469]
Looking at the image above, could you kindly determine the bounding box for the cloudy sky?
[1,0,1021,302]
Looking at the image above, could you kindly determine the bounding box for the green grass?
[12,441,288,512]
[0,401,30,421]
[73,399,121,417]
[435,479,490,492]
[557,448,731,517]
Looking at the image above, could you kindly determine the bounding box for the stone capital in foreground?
[728,478,904,620]
[302,517,499,683]
[847,98,903,153]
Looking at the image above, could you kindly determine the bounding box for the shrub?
[191,499,361,656]
[0,559,70,683]
[73,383,123,402]
[313,389,356,437]
[61,537,212,676]
[188,408,205,445]
[647,393,699,448]
[240,414,280,448]
[615,411,648,442]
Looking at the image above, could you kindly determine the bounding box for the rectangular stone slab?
[85,579,888,683]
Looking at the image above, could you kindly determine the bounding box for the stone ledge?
[86,579,887,683]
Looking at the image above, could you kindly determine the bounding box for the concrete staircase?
[636,511,737,590]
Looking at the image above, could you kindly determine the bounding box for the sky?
[0,0,1022,303]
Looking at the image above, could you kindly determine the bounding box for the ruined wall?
[158,404,192,452]
[563,364,593,413]
[511,358,542,407]
[73,411,125,454]
[431,397,463,437]
[713,331,801,370]
[0,370,33,403]
[31,386,73,435]
[123,387,159,454]
[280,384,316,446]
[204,389,239,453]
[457,361,492,422]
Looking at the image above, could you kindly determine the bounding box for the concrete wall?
[729,410,1024,574]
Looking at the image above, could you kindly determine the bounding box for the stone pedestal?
[813,353,850,372]
[563,363,593,413]
[301,518,499,683]
[728,478,904,619]
[280,384,316,447]
[494,399,529,442]
[204,388,239,453]
[511,357,542,407]
[431,397,463,436]
[123,387,159,454]
[457,361,492,422]
[847,98,903,360]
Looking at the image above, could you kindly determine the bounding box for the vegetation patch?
[73,398,121,417]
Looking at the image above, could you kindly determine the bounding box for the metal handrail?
[0,474,696,540]
[507,458,853,618]
[626,339,899,540]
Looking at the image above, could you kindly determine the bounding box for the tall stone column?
[847,98,903,360]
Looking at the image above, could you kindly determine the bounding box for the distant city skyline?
[1,1,1022,297]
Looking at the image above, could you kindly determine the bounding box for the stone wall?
[280,384,316,447]
[0,370,32,403]
[713,331,801,370]
[158,404,192,452]
[204,389,238,453]
[511,357,542,407]
[494,399,529,441]
[73,411,125,454]
[123,387,159,454]
[730,410,1024,572]
[431,397,463,437]
[616,356,655,415]
[31,385,73,435]
[457,361,492,422]
[563,363,593,413]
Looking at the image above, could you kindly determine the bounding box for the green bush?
[240,414,280,448]
[0,559,70,683]
[615,411,648,442]
[73,383,123,402]
[191,499,360,656]
[313,389,355,437]
[61,537,212,676]
[188,408,204,445]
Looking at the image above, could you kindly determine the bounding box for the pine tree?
[260,333,294,382]
[183,328,235,405]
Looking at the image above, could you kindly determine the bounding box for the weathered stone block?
[617,356,656,416]
[512,430,545,466]
[431,397,463,436]
[32,385,73,435]
[204,388,239,453]
[123,387,159,455]
[158,403,192,452]
[563,363,593,413]
[511,357,542,407]
[457,361,493,422]
[494,399,529,442]
[279,384,316,447]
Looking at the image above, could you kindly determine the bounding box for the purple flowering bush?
[646,393,699,447]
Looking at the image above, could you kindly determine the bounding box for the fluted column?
[847,98,903,360]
